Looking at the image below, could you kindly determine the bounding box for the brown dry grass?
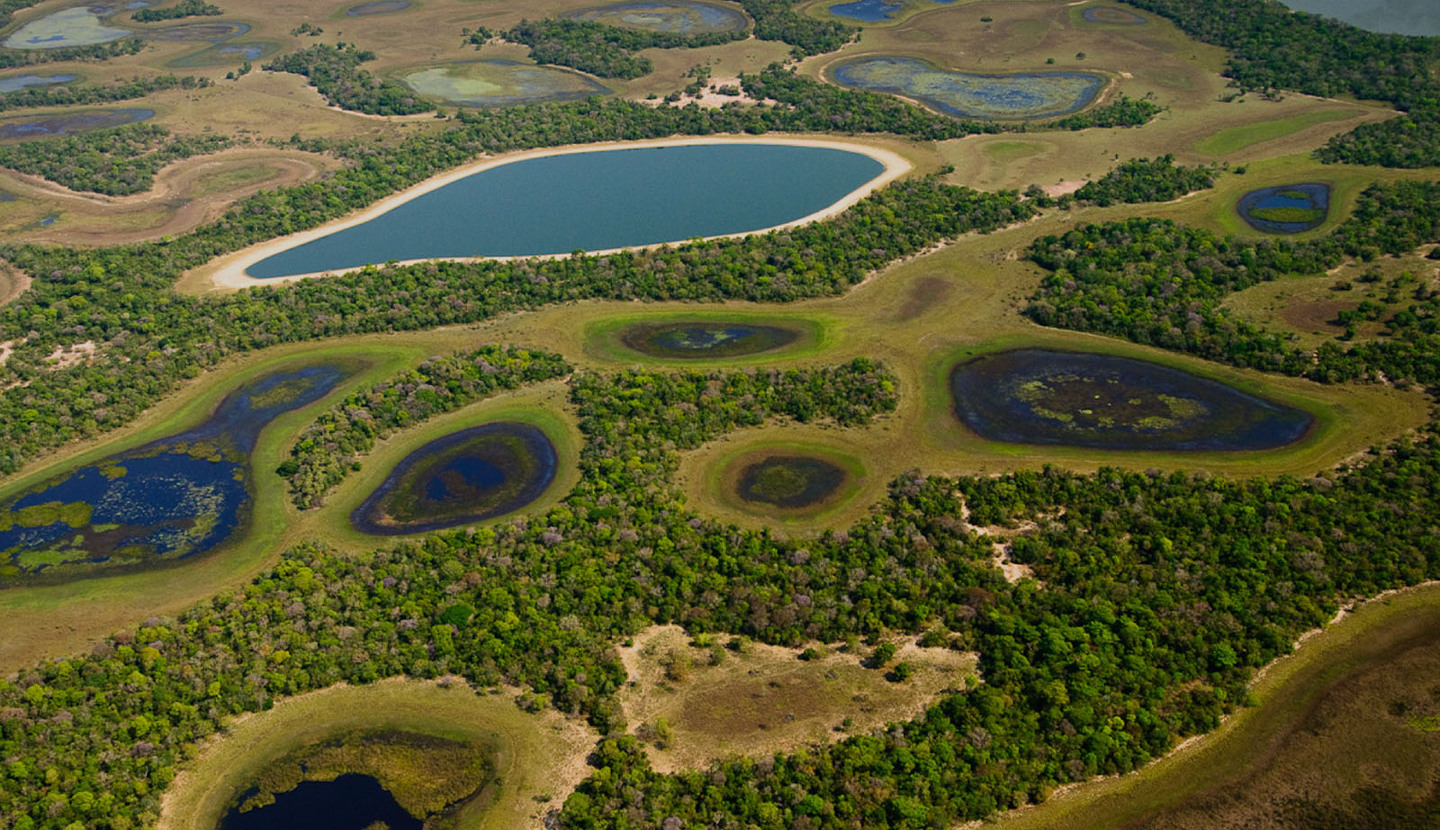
[0,259,29,308]
[618,625,978,774]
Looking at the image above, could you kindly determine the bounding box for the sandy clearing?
[191,135,913,292]
[0,261,30,309]
[1041,179,1088,197]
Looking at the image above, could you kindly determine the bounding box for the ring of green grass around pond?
[0,363,357,586]
[618,320,807,360]
[143,21,249,41]
[351,421,558,536]
[1081,6,1146,25]
[564,0,750,34]
[401,59,609,108]
[949,349,1315,451]
[240,141,890,280]
[0,108,153,141]
[1236,182,1331,234]
[167,40,277,67]
[346,0,414,16]
[707,443,867,522]
[828,56,1106,120]
[219,730,492,830]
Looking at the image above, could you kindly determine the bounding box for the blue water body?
[246,143,885,279]
[829,0,954,23]
[2,6,132,49]
[145,21,249,41]
[0,108,153,140]
[568,1,750,34]
[0,364,348,582]
[425,456,507,500]
[831,56,1104,119]
[221,775,422,830]
[218,43,264,58]
[0,190,13,202]
[1277,0,1440,36]
[0,73,78,93]
[1236,182,1331,234]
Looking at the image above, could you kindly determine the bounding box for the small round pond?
[0,108,153,141]
[0,364,350,584]
[222,774,420,830]
[949,349,1315,451]
[735,454,848,510]
[346,0,414,16]
[830,55,1105,120]
[243,141,889,280]
[565,1,750,34]
[1237,183,1330,234]
[1082,6,1147,24]
[2,6,132,49]
[351,422,558,535]
[618,321,802,359]
[0,73,78,93]
[168,40,278,67]
[403,59,609,108]
[828,0,955,23]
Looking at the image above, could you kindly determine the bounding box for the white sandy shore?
[195,136,913,292]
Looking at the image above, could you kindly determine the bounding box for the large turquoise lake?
[244,143,886,279]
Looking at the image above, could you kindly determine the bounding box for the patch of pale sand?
[45,340,96,370]
[1041,179,1088,197]
[688,77,775,108]
[991,541,1036,584]
[192,135,913,292]
[618,624,978,774]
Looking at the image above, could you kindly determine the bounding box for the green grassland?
[683,437,872,532]
[582,309,836,367]
[157,678,597,830]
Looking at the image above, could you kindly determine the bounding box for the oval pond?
[1237,183,1330,234]
[351,421,558,535]
[736,455,848,509]
[1082,6,1146,24]
[2,6,131,49]
[0,73,78,93]
[565,0,750,34]
[0,364,349,584]
[0,108,153,141]
[618,321,802,359]
[244,142,887,279]
[403,59,608,108]
[830,56,1106,120]
[347,0,414,16]
[829,0,955,23]
[950,349,1315,451]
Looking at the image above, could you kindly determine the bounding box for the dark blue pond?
[619,321,802,358]
[0,364,349,583]
[950,349,1314,451]
[0,73,78,93]
[1236,183,1331,234]
[244,143,885,279]
[0,108,153,140]
[829,0,955,23]
[221,774,421,830]
[352,422,558,536]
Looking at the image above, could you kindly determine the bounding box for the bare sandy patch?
[1040,179,1088,197]
[189,135,912,292]
[45,340,97,370]
[0,261,30,308]
[618,624,978,774]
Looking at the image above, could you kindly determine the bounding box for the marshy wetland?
[565,0,751,34]
[0,363,351,584]
[351,421,559,535]
[829,56,1106,120]
[1236,182,1331,234]
[402,59,609,108]
[949,349,1315,451]
[0,107,152,140]
[618,320,803,359]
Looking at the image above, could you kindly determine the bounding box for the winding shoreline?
[192,136,913,292]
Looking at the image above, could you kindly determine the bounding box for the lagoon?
[242,142,890,280]
[0,73,77,93]
[221,774,421,830]
[567,1,750,34]
[1277,0,1440,36]
[830,56,1105,120]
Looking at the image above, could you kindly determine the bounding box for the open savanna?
[977,583,1440,830]
[158,677,597,830]
[617,624,979,774]
[0,325,523,672]
[0,146,337,246]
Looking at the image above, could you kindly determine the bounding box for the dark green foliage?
[1042,95,1164,130]
[284,346,572,508]
[1065,155,1215,206]
[263,43,432,115]
[0,124,231,195]
[0,38,145,70]
[739,0,857,56]
[132,0,221,22]
[0,74,210,113]
[1024,181,1440,385]
[1317,105,1440,168]
[497,17,746,80]
[1123,0,1440,109]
